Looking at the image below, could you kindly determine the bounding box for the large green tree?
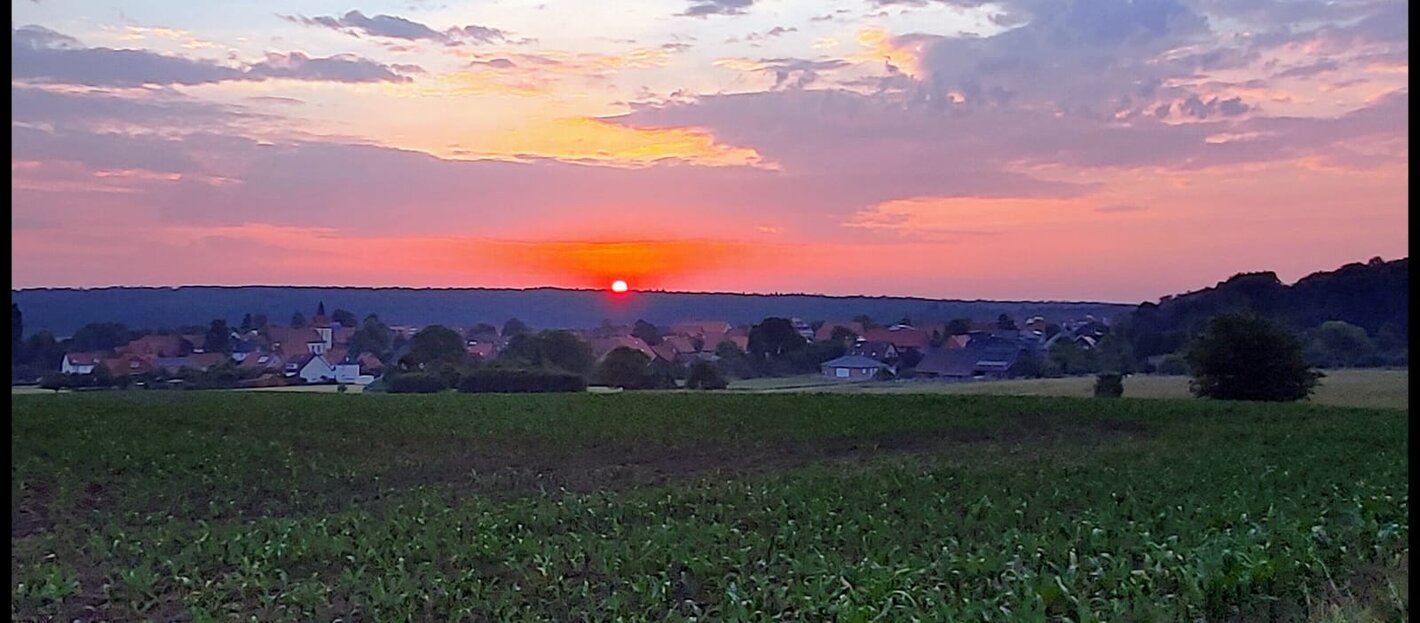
[70,322,130,352]
[331,309,358,328]
[1187,313,1322,402]
[1311,320,1375,367]
[203,319,234,354]
[497,330,595,375]
[349,315,394,358]
[408,325,468,366]
[748,317,805,359]
[595,347,652,389]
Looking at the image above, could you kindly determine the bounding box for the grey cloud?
[681,0,754,17]
[247,52,414,83]
[1271,58,1340,79]
[13,27,417,86]
[281,10,513,45]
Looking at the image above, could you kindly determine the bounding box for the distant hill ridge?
[1125,257,1408,357]
[10,286,1132,337]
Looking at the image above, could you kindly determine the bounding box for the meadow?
[11,392,1408,621]
[730,369,1410,410]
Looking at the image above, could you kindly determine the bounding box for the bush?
[1187,313,1323,402]
[1094,373,1124,398]
[387,372,447,394]
[1156,354,1189,376]
[456,369,587,393]
[685,361,728,390]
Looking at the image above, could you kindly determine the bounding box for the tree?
[349,315,393,357]
[713,340,756,379]
[898,348,924,369]
[748,317,805,359]
[70,322,130,352]
[408,325,468,367]
[1187,313,1322,402]
[24,331,63,371]
[685,361,728,390]
[12,303,22,365]
[852,314,876,330]
[290,312,307,329]
[239,313,254,333]
[203,319,234,354]
[632,319,662,346]
[1156,354,1189,375]
[830,326,859,344]
[596,346,652,389]
[997,314,1018,330]
[1094,374,1124,398]
[1011,352,1046,378]
[252,313,269,330]
[502,318,530,337]
[331,308,358,328]
[538,330,596,375]
[944,318,973,335]
[1312,320,1375,367]
[497,330,595,375]
[1048,339,1099,375]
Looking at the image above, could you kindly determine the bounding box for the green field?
[12,392,1408,621]
[731,369,1409,410]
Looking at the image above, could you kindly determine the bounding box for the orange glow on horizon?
[481,238,770,290]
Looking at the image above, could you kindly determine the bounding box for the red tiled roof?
[102,354,155,376]
[589,336,656,361]
[118,335,190,358]
[862,327,930,350]
[65,353,99,365]
[814,321,864,342]
[651,343,679,362]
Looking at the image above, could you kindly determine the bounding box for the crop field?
[732,369,1409,411]
[12,392,1408,621]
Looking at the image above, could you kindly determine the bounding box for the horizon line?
[10,283,1141,307]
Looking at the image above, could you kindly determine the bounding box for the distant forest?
[10,287,1133,338]
[1121,257,1408,362]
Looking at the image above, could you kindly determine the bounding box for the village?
[44,302,1114,390]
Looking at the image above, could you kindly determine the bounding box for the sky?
[10,0,1409,303]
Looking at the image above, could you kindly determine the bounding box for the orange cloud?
[473,117,775,168]
[852,27,928,78]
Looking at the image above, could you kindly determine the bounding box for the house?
[790,318,815,341]
[102,354,155,376]
[61,353,98,375]
[295,354,337,383]
[117,334,191,358]
[861,326,931,352]
[239,352,284,373]
[814,321,864,342]
[671,320,733,338]
[915,343,1024,379]
[466,341,495,360]
[588,336,657,362]
[820,355,889,380]
[943,334,972,349]
[849,340,899,362]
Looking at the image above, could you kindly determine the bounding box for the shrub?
[456,369,587,393]
[1187,313,1323,402]
[1157,354,1189,376]
[387,372,447,394]
[1094,373,1124,398]
[685,361,728,390]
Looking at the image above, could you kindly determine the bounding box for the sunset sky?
[11,0,1408,303]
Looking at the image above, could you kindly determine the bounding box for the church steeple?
[312,302,331,328]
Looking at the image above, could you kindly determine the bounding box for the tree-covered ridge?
[1126,257,1408,359]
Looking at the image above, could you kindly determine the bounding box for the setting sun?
[610,279,629,293]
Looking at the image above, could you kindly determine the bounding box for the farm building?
[820,355,888,380]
